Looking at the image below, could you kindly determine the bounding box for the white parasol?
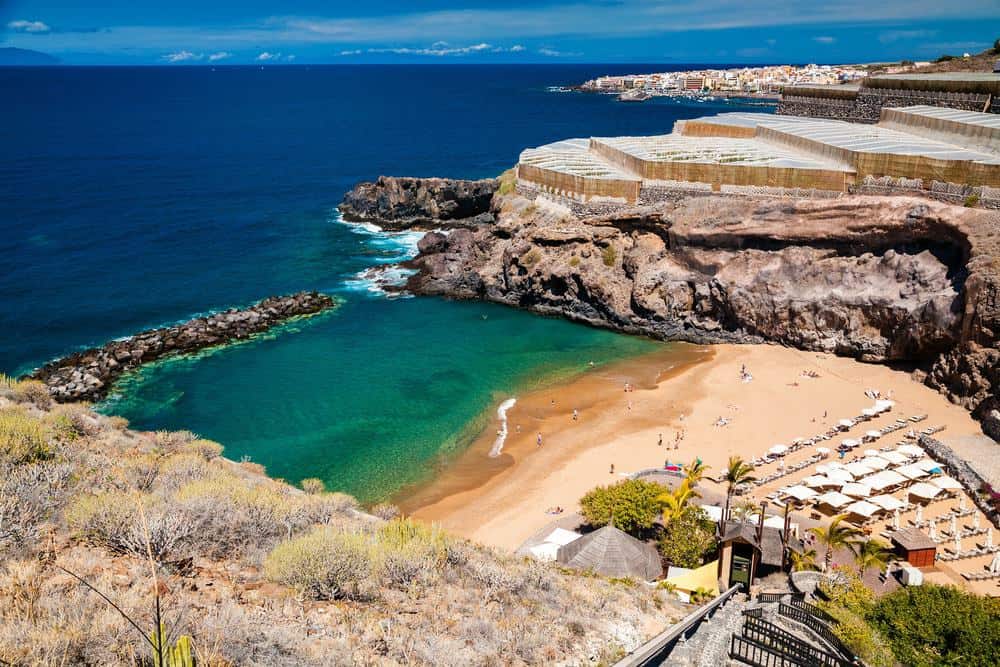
[929,521,937,540]
[769,444,788,456]
[991,552,1000,573]
[987,529,994,549]
[950,515,958,536]
[954,534,962,555]
[974,513,981,531]
[916,504,923,523]
[892,508,900,530]
[959,495,968,511]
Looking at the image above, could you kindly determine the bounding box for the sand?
[401,343,989,554]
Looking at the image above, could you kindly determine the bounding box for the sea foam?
[489,397,518,457]
[332,209,429,297]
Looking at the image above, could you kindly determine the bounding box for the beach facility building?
[515,104,1000,204]
[890,527,938,567]
[716,520,804,590]
[556,524,663,581]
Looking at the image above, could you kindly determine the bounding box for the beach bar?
[890,527,937,567]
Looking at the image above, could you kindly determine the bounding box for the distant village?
[578,63,908,99]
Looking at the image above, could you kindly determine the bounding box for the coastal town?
[579,63,873,99]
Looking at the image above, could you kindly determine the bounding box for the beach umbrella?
[898,444,924,457]
[845,462,875,478]
[817,491,853,509]
[915,459,942,472]
[842,482,873,498]
[875,399,895,412]
[892,508,900,530]
[954,534,962,555]
[916,504,924,523]
[950,515,958,536]
[861,407,879,419]
[870,494,906,511]
[838,419,854,429]
[841,438,859,448]
[816,446,831,456]
[960,495,968,511]
[897,463,930,480]
[987,529,994,549]
[846,500,882,519]
[932,476,962,491]
[769,444,788,456]
[991,552,1000,573]
[881,451,908,465]
[974,513,981,531]
[860,456,890,471]
[783,485,818,501]
[803,475,832,488]
[864,448,880,457]
[864,430,881,441]
[908,482,942,500]
[929,521,937,540]
[815,464,830,474]
[828,468,855,483]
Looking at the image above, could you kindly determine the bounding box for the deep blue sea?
[1,65,771,502]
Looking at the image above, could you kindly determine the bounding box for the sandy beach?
[402,343,989,554]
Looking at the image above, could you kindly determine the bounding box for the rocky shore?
[343,175,1000,438]
[27,291,336,403]
[339,176,497,229]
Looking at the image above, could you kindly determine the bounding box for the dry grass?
[0,395,685,665]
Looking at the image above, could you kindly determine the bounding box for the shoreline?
[402,342,991,552]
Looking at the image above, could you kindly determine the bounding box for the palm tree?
[809,514,862,571]
[657,479,697,526]
[789,548,820,572]
[734,498,759,524]
[683,459,709,489]
[853,538,892,577]
[722,456,756,522]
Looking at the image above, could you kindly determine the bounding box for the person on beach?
[610,464,615,475]
[658,433,663,447]
[572,409,578,421]
[536,432,543,448]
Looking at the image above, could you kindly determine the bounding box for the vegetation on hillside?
[0,374,683,665]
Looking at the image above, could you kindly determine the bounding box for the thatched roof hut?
[557,525,663,580]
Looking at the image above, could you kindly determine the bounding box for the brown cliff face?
[339,176,497,230]
[407,191,1000,434]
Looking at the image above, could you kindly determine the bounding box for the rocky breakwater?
[339,176,497,230]
[407,189,1000,434]
[28,291,336,403]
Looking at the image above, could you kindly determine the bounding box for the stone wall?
[777,86,994,123]
[919,435,1000,528]
[853,177,1000,209]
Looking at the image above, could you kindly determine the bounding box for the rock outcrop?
[404,188,1000,434]
[339,176,497,230]
[28,291,336,403]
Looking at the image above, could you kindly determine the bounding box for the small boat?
[618,90,651,102]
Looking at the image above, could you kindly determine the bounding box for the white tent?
[841,482,873,498]
[838,419,855,429]
[845,462,875,478]
[815,464,830,474]
[880,450,909,465]
[528,542,561,561]
[543,528,583,546]
[828,468,855,483]
[859,456,890,470]
[874,399,895,412]
[841,438,859,449]
[863,448,880,457]
[898,444,924,457]
[897,463,930,480]
[762,515,787,530]
[816,446,831,456]
[817,491,854,508]
[769,444,789,456]
[870,494,906,511]
[932,476,963,491]
[803,475,835,488]
[699,505,724,522]
[783,485,818,501]
[861,408,879,419]
[846,500,882,518]
[908,482,943,500]
[864,430,882,441]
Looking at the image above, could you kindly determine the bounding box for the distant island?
[0,47,59,66]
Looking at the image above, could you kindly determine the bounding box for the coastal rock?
[339,176,497,230]
[28,291,336,403]
[403,189,1000,435]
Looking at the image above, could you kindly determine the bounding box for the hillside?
[0,376,683,665]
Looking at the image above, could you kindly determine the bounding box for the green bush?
[965,194,980,208]
[824,604,894,667]
[377,518,448,587]
[658,506,716,568]
[0,408,52,464]
[300,477,325,494]
[265,526,374,600]
[579,479,667,537]
[522,249,541,266]
[866,585,1000,667]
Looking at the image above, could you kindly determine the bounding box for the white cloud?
[7,19,51,34]
[164,50,202,62]
[510,44,526,52]
[812,36,836,44]
[538,47,581,57]
[365,42,494,56]
[286,54,296,61]
[878,29,935,43]
[339,49,362,56]
[256,51,281,61]
[208,51,232,61]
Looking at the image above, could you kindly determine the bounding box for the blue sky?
[2,1,998,65]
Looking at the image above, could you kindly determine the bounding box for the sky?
[2,0,999,65]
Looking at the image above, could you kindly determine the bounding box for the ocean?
[1,65,771,502]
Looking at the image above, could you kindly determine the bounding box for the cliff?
[27,291,336,402]
[390,184,1000,437]
[339,176,497,230]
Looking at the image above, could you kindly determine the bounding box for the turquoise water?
[104,289,658,502]
[2,66,767,503]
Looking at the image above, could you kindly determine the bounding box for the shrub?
[568,256,580,268]
[156,453,215,492]
[866,585,1000,667]
[370,502,400,520]
[824,604,894,667]
[965,194,980,208]
[1,377,53,408]
[658,506,717,568]
[579,479,667,537]
[522,249,541,266]
[497,168,517,196]
[66,493,192,562]
[264,526,374,600]
[0,408,52,464]
[300,477,325,494]
[179,439,223,461]
[601,244,617,267]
